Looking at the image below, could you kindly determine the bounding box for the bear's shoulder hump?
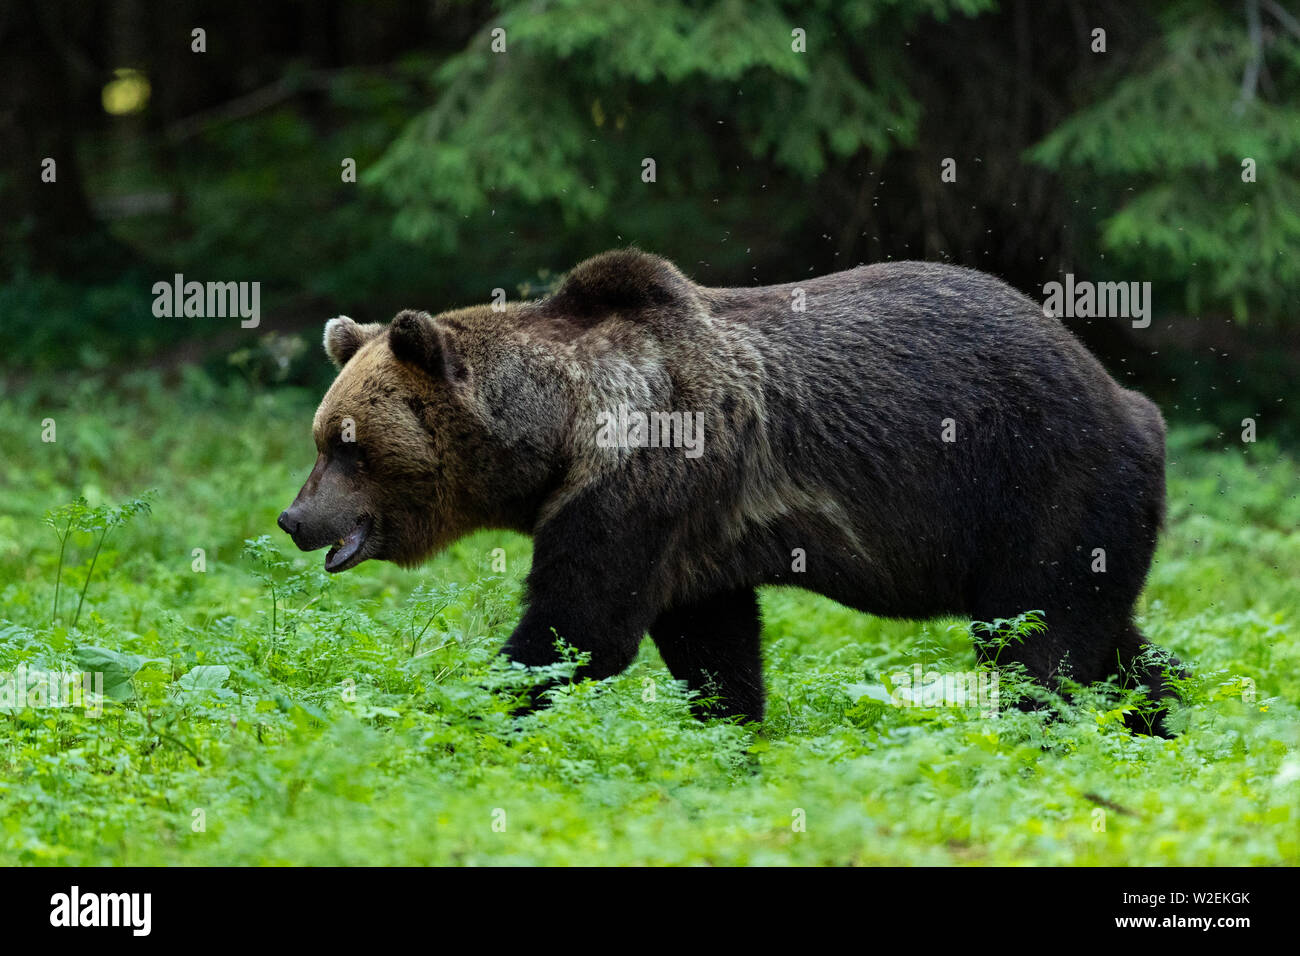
[541,248,697,322]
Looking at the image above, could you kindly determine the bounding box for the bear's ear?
[388,310,468,383]
[323,316,382,368]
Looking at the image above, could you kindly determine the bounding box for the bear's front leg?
[498,596,651,715]
[500,597,649,679]
[498,497,664,711]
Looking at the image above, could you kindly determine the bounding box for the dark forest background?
[2,0,1297,438]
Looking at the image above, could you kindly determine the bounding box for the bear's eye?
[332,438,365,470]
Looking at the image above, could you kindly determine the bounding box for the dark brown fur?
[281,249,1179,733]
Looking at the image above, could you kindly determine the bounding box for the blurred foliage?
[1029,1,1300,322]
[368,0,994,248]
[0,0,1296,396]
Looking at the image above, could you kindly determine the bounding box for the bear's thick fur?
[280,249,1177,733]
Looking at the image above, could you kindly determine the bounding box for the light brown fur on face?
[282,307,573,571]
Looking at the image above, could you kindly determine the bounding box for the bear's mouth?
[325,515,373,573]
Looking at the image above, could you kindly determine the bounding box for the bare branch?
[165,69,347,143]
[1261,0,1300,41]
[1236,0,1264,113]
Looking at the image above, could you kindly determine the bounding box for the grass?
[0,369,1297,865]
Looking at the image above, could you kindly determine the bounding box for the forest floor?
[0,372,1296,864]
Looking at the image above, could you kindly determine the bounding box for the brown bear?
[279,249,1179,733]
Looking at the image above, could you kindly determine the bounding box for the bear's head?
[278,307,567,572]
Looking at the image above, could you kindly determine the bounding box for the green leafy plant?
[43,492,153,629]
[965,609,1047,666]
[242,535,330,654]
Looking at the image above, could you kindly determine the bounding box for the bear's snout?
[277,504,321,551]
[276,509,299,537]
[277,501,333,551]
[277,490,375,572]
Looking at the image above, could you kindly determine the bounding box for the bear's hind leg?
[970,602,1184,736]
[968,598,1111,723]
[650,588,765,723]
[1115,622,1186,737]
